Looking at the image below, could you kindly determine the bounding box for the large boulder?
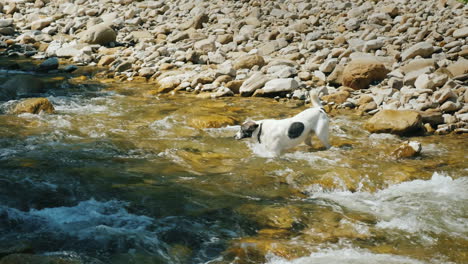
[10,97,55,114]
[364,110,423,135]
[342,57,389,90]
[233,54,265,70]
[80,24,116,45]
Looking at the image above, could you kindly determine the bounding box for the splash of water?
[308,173,468,239]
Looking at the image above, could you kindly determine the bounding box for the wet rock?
[0,253,103,264]
[38,57,59,72]
[233,54,265,70]
[225,237,308,264]
[10,98,55,115]
[80,24,116,45]
[239,72,270,97]
[391,141,422,159]
[188,115,238,129]
[401,42,434,61]
[342,57,389,90]
[0,241,32,258]
[0,76,45,100]
[364,110,423,135]
[237,204,301,229]
[63,65,78,73]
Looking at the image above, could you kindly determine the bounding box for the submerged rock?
[10,97,55,115]
[364,110,423,135]
[0,76,45,100]
[188,115,238,129]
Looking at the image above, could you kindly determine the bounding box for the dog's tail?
[309,90,323,108]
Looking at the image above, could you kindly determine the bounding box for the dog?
[235,90,330,156]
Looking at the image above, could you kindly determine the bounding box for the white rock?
[239,72,270,96]
[319,58,338,73]
[414,74,436,90]
[262,78,299,93]
[364,38,385,52]
[453,27,468,38]
[401,42,434,61]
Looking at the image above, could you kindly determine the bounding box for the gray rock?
[80,24,116,45]
[56,47,81,58]
[433,88,457,104]
[267,65,297,78]
[239,72,270,96]
[38,57,59,72]
[0,19,13,27]
[453,27,468,39]
[403,67,433,86]
[31,17,53,31]
[194,38,216,52]
[401,42,434,61]
[414,74,436,90]
[319,58,338,73]
[345,18,360,30]
[114,61,132,72]
[363,38,385,52]
[261,78,299,93]
[440,101,462,113]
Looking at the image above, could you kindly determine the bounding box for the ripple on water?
[265,248,427,264]
[308,173,468,240]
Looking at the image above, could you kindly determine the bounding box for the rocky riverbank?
[0,0,467,136]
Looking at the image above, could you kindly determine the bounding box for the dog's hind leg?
[304,131,314,147]
[315,118,331,149]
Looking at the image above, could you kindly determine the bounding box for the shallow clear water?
[0,71,467,264]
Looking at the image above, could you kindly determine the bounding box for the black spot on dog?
[288,122,305,139]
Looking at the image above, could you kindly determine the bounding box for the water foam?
[309,173,468,238]
[266,248,427,264]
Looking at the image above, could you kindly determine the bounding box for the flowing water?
[0,67,467,264]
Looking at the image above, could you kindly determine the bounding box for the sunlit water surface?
[0,74,466,264]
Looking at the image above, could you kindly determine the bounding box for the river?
[0,68,467,264]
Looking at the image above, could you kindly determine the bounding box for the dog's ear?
[242,121,259,132]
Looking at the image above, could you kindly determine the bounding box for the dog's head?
[235,121,259,140]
